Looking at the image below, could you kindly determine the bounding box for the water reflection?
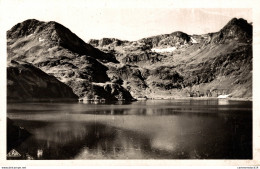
[7,99,252,159]
[79,100,132,105]
[218,99,230,105]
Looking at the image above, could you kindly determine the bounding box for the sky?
[0,0,253,42]
[0,0,252,42]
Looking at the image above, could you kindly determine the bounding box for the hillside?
[7,18,252,101]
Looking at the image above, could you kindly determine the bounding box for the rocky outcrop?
[92,83,134,101]
[138,31,191,48]
[106,64,184,98]
[89,38,129,47]
[122,51,165,64]
[7,60,78,101]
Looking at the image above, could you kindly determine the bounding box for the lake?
[7,99,252,159]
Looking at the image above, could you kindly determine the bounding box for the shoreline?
[144,97,252,102]
[7,96,252,103]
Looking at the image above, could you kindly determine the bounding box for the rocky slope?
[7,18,252,101]
[89,18,252,99]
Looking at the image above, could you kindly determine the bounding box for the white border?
[0,0,259,166]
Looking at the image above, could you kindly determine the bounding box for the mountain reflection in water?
[7,99,252,159]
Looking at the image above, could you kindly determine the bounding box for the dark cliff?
[7,60,78,101]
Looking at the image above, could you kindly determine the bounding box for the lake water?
[7,99,252,159]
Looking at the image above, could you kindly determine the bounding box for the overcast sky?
[0,0,252,42]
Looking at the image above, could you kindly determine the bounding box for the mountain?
[89,18,252,99]
[7,18,252,101]
[7,19,118,63]
[7,19,133,101]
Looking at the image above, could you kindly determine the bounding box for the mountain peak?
[208,17,252,44]
[227,18,249,26]
[220,18,252,40]
[7,19,44,39]
[20,18,41,24]
[7,19,118,63]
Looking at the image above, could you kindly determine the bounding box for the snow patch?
[191,37,198,44]
[151,47,176,53]
[28,34,34,37]
[58,76,70,83]
[92,82,113,87]
[39,37,44,42]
